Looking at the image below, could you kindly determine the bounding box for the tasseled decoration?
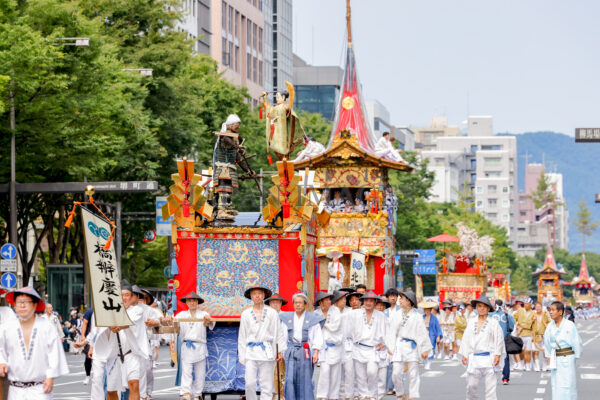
[268,153,273,165]
[259,106,263,119]
[102,226,116,250]
[282,199,290,219]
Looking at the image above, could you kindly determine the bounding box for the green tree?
[527,171,561,248]
[573,197,599,253]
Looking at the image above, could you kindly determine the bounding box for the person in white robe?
[543,301,582,400]
[239,286,286,400]
[168,292,215,400]
[87,312,123,400]
[140,289,164,399]
[374,133,404,163]
[314,292,343,400]
[107,281,150,400]
[347,292,386,400]
[0,286,69,400]
[40,303,65,343]
[329,192,344,212]
[375,298,391,400]
[327,251,345,293]
[333,291,354,400]
[386,291,432,400]
[459,296,505,400]
[439,301,456,360]
[264,293,289,400]
[293,137,325,162]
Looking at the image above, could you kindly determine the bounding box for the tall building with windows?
[174,0,212,54]
[209,0,267,100]
[420,117,519,247]
[516,164,569,257]
[365,100,392,139]
[292,55,342,121]
[270,0,293,94]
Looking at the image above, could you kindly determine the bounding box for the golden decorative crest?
[342,96,355,110]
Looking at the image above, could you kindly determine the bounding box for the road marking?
[539,379,548,384]
[541,372,550,377]
[581,374,600,379]
[422,371,445,377]
[583,333,600,346]
[511,372,523,377]
[536,387,546,393]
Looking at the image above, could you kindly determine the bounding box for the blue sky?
[293,0,600,135]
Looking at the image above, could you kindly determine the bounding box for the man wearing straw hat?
[386,291,431,400]
[332,291,355,400]
[0,286,69,399]
[314,292,343,400]
[459,296,504,400]
[347,291,386,400]
[281,293,324,400]
[264,293,288,400]
[239,286,286,400]
[172,292,215,400]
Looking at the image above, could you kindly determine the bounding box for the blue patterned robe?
[280,311,324,400]
[423,313,443,359]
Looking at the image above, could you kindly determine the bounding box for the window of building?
[476,186,483,194]
[374,120,380,131]
[488,198,497,206]
[222,1,227,30]
[487,213,497,219]
[476,201,483,208]
[503,186,508,193]
[234,46,239,72]
[481,144,502,150]
[470,173,476,183]
[222,37,229,65]
[228,5,233,33]
[487,184,497,193]
[253,23,257,50]
[258,27,263,53]
[484,157,501,167]
[520,211,526,216]
[502,199,509,208]
[470,145,478,152]
[247,51,251,79]
[253,56,257,82]
[259,60,263,85]
[470,159,476,169]
[246,19,251,48]
[502,214,509,221]
[235,11,239,38]
[485,171,501,177]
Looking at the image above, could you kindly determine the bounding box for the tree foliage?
[573,197,599,253]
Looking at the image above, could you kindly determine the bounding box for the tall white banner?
[350,251,367,287]
[81,207,132,327]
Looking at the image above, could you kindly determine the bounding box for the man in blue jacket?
[490,299,515,385]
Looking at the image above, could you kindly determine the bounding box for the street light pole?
[9,84,21,287]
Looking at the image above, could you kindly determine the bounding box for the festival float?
[562,253,596,306]
[532,248,565,306]
[486,273,511,303]
[160,135,326,392]
[437,223,490,303]
[293,0,412,294]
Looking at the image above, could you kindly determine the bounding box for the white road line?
[422,371,444,377]
[583,333,600,346]
[541,372,550,378]
[539,379,548,385]
[536,387,546,393]
[581,373,600,379]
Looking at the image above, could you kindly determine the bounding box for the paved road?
[54,319,600,399]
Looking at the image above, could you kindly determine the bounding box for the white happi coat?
[440,311,456,342]
[315,306,343,364]
[176,310,216,363]
[386,308,432,362]
[294,140,325,162]
[340,307,355,361]
[119,303,150,359]
[328,260,345,293]
[238,306,287,365]
[0,316,69,384]
[347,309,386,362]
[459,316,505,373]
[0,306,16,324]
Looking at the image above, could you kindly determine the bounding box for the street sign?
[575,128,600,142]
[1,243,16,260]
[0,259,17,272]
[414,249,436,263]
[1,272,16,288]
[413,264,437,275]
[167,279,174,290]
[156,196,174,236]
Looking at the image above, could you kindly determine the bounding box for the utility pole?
[9,83,20,287]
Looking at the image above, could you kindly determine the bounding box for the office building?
[411,117,462,152]
[394,127,416,151]
[365,100,392,139]
[420,117,519,246]
[270,0,293,94]
[293,55,343,121]
[516,164,569,257]
[175,0,212,54]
